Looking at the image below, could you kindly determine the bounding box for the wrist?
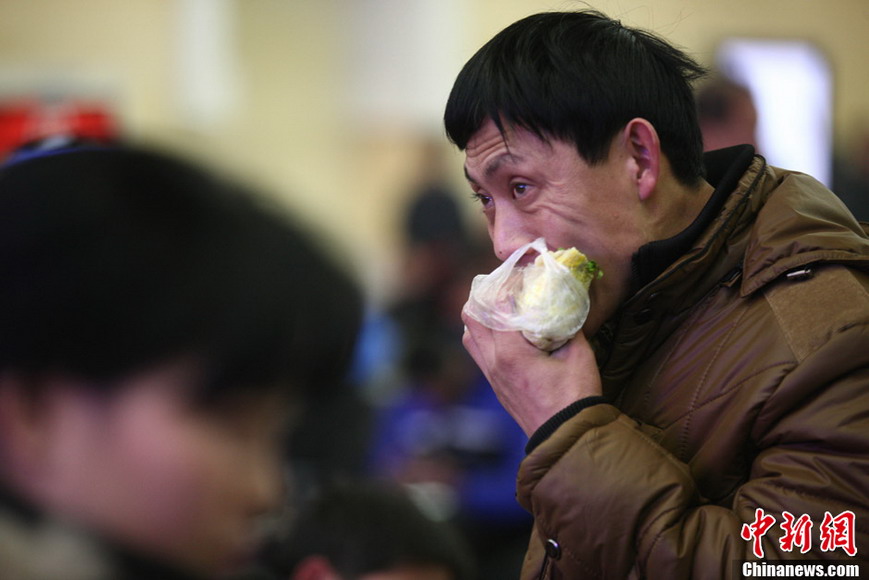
[525,396,610,454]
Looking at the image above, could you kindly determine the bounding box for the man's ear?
[289,555,343,580]
[623,118,661,201]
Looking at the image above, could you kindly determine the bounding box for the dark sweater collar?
[630,145,756,293]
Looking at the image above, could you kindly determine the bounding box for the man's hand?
[462,306,603,436]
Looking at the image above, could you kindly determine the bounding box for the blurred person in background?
[695,75,869,221]
[388,138,478,356]
[445,9,869,578]
[696,74,869,226]
[695,74,760,153]
[697,74,869,225]
[0,141,362,580]
[262,479,474,580]
[833,124,869,222]
[367,336,531,580]
[366,151,531,579]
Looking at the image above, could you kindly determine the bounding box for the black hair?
[0,144,362,403]
[444,10,708,186]
[266,480,475,580]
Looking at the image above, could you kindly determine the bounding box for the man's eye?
[470,192,493,207]
[512,183,529,198]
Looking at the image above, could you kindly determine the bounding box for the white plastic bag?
[464,237,590,351]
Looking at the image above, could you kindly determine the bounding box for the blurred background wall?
[1,0,867,303]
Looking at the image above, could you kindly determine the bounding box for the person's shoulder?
[762,265,869,363]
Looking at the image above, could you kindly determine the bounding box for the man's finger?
[461,308,492,368]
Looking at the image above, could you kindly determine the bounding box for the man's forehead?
[464,120,548,179]
[465,118,516,156]
[463,152,521,184]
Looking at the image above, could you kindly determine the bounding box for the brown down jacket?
[517,147,869,579]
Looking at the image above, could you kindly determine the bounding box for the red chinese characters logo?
[780,511,813,554]
[741,509,858,559]
[819,510,857,557]
[741,508,777,558]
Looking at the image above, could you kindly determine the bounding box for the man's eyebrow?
[463,152,522,184]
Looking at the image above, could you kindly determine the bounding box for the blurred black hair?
[266,480,475,580]
[695,75,754,123]
[0,143,363,403]
[444,10,708,186]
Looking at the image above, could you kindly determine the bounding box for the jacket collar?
[630,145,756,294]
[598,146,763,390]
[598,145,869,395]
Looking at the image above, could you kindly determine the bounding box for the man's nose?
[490,205,533,261]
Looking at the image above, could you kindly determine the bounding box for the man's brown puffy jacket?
[518,147,869,579]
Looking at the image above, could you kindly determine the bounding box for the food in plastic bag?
[464,237,602,351]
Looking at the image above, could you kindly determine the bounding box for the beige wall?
[1,0,866,302]
[478,0,869,150]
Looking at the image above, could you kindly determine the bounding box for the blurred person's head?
[0,144,362,577]
[695,75,759,151]
[266,481,474,580]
